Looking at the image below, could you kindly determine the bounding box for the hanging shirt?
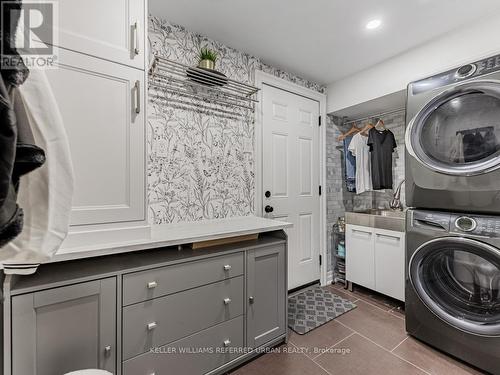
[343,135,356,193]
[348,133,372,194]
[367,129,397,190]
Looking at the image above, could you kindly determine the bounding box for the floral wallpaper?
[148,17,325,224]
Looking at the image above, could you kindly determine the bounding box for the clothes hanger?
[374,119,386,131]
[337,122,361,141]
[359,122,374,137]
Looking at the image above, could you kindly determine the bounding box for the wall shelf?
[149,55,259,119]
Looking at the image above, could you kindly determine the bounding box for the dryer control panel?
[410,54,500,95]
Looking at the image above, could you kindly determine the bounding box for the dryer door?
[406,80,500,176]
[409,237,500,336]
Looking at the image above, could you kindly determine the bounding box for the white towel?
[0,69,74,274]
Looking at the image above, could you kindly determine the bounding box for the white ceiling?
[150,0,500,85]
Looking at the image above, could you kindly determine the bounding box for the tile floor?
[230,283,485,375]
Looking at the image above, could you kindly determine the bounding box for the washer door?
[409,237,500,336]
[406,81,500,176]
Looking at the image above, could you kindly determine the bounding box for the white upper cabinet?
[46,49,145,226]
[44,0,145,69]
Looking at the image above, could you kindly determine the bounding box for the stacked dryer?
[405,54,500,374]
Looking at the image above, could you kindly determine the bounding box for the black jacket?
[0,0,46,247]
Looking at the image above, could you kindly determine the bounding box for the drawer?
[122,252,244,305]
[123,276,244,360]
[122,316,244,375]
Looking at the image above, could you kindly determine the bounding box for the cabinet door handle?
[352,229,372,235]
[147,322,157,331]
[376,233,401,241]
[249,296,254,304]
[223,339,231,347]
[223,297,232,305]
[104,345,112,356]
[147,281,158,289]
[133,21,140,55]
[223,264,232,271]
[134,80,141,114]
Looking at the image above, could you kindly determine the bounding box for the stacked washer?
[405,54,500,374]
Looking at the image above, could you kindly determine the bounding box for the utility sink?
[345,209,406,232]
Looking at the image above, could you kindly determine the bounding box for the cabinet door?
[374,229,405,301]
[46,49,145,226]
[246,244,286,348]
[346,225,375,289]
[11,278,117,375]
[38,0,145,69]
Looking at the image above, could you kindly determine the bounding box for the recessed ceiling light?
[366,19,382,30]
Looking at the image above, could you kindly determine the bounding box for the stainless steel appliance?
[406,209,500,374]
[405,54,500,213]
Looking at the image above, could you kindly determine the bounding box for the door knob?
[264,205,274,213]
[265,191,271,198]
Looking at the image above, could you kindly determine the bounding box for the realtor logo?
[1,1,58,69]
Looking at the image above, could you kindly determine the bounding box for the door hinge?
[319,254,322,266]
[319,185,322,196]
[318,116,322,126]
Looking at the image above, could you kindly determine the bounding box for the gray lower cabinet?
[11,278,117,375]
[246,244,286,348]
[5,233,288,375]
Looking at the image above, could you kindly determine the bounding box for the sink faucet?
[390,179,405,211]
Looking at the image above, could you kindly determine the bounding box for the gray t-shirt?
[367,129,396,190]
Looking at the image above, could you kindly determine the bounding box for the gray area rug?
[288,286,357,335]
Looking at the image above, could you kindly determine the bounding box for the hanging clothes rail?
[341,107,406,126]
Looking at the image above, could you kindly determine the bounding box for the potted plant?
[198,47,218,70]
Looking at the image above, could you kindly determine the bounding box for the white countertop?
[52,216,292,262]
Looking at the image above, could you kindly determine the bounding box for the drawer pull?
[223,339,231,347]
[147,281,158,289]
[223,297,232,305]
[223,264,232,271]
[147,322,157,331]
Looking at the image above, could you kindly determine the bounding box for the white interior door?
[262,84,320,290]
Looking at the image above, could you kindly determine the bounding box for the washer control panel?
[412,210,500,237]
[450,214,500,237]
